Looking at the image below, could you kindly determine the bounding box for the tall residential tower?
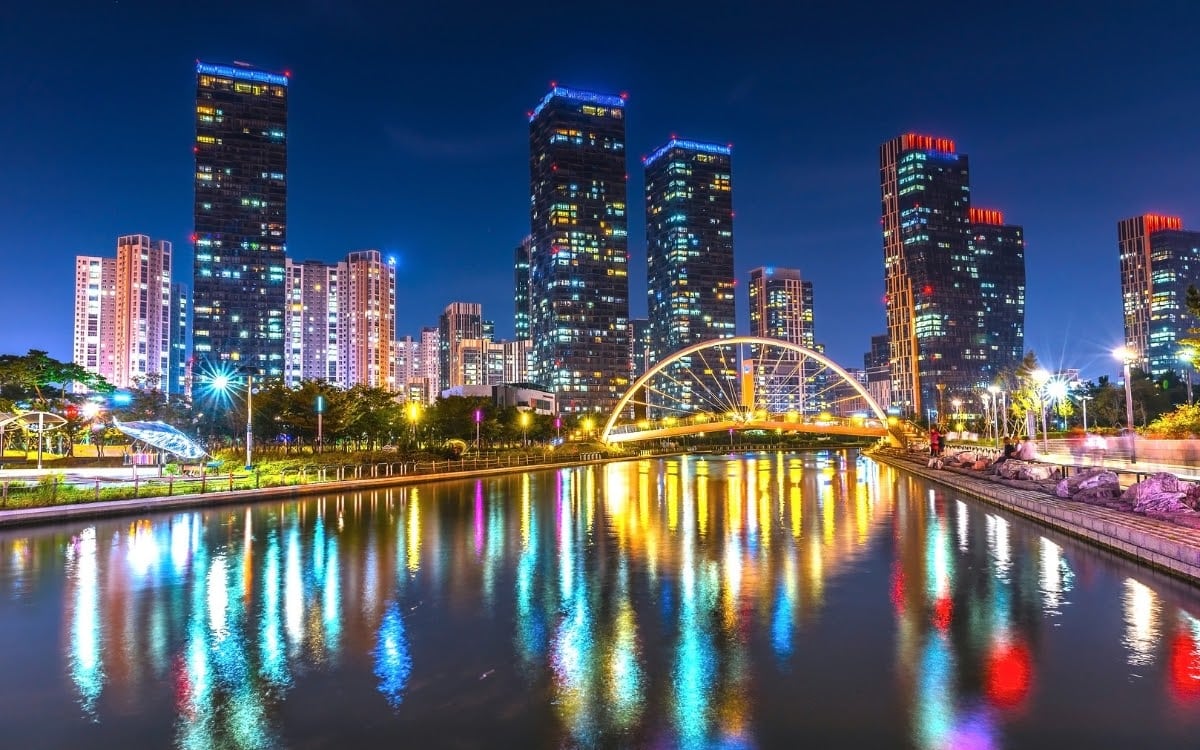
[193,61,288,379]
[645,138,736,411]
[1118,215,1200,375]
[528,85,630,413]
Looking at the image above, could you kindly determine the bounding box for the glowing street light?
[208,370,254,470]
[1179,349,1196,405]
[1031,368,1051,450]
[406,401,421,447]
[520,411,531,447]
[474,408,483,451]
[1113,346,1137,463]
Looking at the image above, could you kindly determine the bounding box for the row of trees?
[0,350,587,457]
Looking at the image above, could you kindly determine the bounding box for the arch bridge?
[600,336,908,447]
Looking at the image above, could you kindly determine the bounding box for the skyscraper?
[880,134,1025,418]
[645,138,736,411]
[168,283,190,397]
[1118,215,1200,375]
[439,302,483,391]
[528,85,630,413]
[284,259,340,386]
[629,317,651,379]
[282,251,394,389]
[193,61,288,379]
[748,267,817,413]
[514,235,532,341]
[73,236,173,391]
[419,326,440,403]
[73,255,117,387]
[340,250,396,390]
[970,208,1026,378]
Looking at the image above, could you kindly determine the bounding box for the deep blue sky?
[2,0,1198,380]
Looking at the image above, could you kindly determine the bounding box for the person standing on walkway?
[929,427,942,457]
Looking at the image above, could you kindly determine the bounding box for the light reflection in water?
[3,453,1199,747]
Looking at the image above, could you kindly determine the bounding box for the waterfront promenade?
[871,446,1200,584]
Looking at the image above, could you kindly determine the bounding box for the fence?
[0,449,679,510]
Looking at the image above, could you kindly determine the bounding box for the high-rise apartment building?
[514,235,532,341]
[73,256,117,386]
[748,267,817,413]
[419,327,440,403]
[168,283,190,397]
[113,235,172,390]
[629,317,651,379]
[528,85,630,413]
[645,139,736,411]
[1118,215,1200,375]
[880,134,1026,417]
[970,209,1026,378]
[439,302,483,391]
[864,333,891,413]
[193,61,288,379]
[73,236,173,392]
[282,251,394,389]
[340,250,396,390]
[284,259,340,386]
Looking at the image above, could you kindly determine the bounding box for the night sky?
[3,0,1198,380]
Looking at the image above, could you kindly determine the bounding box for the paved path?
[872,449,1200,585]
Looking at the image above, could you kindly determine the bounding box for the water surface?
[2,451,1200,748]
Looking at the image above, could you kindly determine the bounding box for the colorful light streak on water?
[3,452,1200,747]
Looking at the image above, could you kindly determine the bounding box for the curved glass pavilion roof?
[113,419,208,461]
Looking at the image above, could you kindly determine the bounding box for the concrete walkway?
[871,449,1200,585]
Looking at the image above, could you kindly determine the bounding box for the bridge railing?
[608,412,889,437]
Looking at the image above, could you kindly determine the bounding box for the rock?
[1057,469,1119,498]
[1122,472,1192,513]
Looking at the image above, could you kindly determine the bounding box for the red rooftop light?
[970,208,1005,225]
[901,133,956,153]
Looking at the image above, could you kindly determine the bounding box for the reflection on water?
[3,452,1200,748]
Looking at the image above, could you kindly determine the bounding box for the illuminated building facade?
[439,302,483,391]
[864,333,891,414]
[340,250,396,390]
[168,283,190,397]
[192,61,288,379]
[970,208,1026,379]
[645,139,736,412]
[73,255,117,387]
[629,317,651,379]
[528,85,630,413]
[1118,215,1200,375]
[419,326,440,403]
[748,266,817,413]
[282,251,394,389]
[880,134,1025,417]
[73,236,173,392]
[514,235,532,341]
[284,259,340,386]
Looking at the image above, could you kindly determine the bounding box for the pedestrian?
[1002,435,1018,461]
[1016,436,1038,461]
[929,427,941,457]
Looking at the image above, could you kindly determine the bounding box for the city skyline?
[3,1,1200,380]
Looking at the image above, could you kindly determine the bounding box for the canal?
[2,451,1199,748]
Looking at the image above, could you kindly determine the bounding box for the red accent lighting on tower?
[900,133,956,153]
[970,208,1005,225]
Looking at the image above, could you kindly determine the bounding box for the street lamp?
[1078,394,1093,434]
[1046,378,1069,433]
[1113,346,1137,464]
[406,401,421,448]
[582,416,594,440]
[1179,349,1196,406]
[987,385,1002,446]
[935,383,946,426]
[951,398,963,434]
[474,408,483,451]
[209,371,254,470]
[1031,368,1050,451]
[520,411,530,447]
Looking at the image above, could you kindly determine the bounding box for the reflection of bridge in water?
[601,336,908,446]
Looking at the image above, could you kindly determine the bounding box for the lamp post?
[210,371,254,470]
[951,398,962,435]
[987,385,1002,446]
[1179,349,1195,406]
[406,401,421,448]
[1079,394,1092,434]
[935,383,946,426]
[474,408,483,451]
[1113,346,1137,464]
[980,393,992,442]
[1031,368,1050,451]
[555,416,562,442]
[520,411,530,447]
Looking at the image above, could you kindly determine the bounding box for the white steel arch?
[600,336,890,443]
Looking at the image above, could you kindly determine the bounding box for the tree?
[0,349,113,408]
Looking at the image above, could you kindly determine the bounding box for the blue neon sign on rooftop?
[196,62,289,87]
[529,86,625,122]
[644,138,731,165]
